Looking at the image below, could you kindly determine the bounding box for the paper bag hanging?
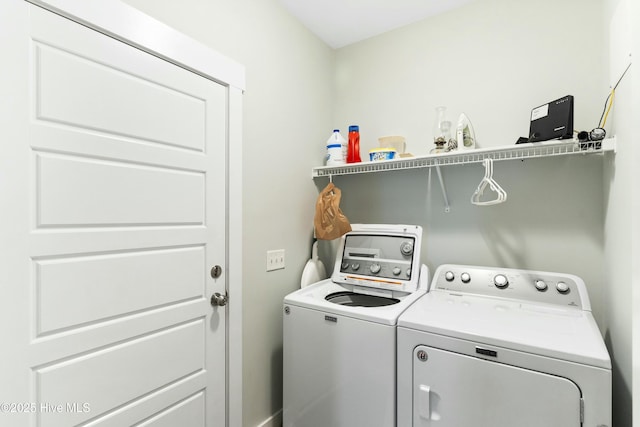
[314,182,352,240]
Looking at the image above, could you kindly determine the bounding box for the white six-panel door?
[1,2,227,426]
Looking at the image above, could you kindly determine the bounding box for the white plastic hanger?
[471,158,507,206]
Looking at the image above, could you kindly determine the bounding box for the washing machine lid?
[331,224,424,293]
[284,278,427,325]
[398,290,611,369]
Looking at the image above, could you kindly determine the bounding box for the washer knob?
[370,263,381,274]
[400,241,414,256]
[351,263,360,271]
[460,272,471,283]
[392,267,401,276]
[406,268,412,277]
[494,274,509,289]
[556,281,570,294]
[534,280,548,291]
[445,271,455,282]
[341,262,349,270]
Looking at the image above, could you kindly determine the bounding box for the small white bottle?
[326,129,347,165]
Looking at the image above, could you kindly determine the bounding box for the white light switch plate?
[266,249,285,271]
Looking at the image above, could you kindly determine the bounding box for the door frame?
[23,1,246,425]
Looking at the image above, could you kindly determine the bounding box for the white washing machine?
[283,224,430,427]
[397,264,611,427]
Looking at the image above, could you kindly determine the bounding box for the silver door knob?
[211,292,228,307]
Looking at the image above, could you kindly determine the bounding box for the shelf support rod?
[434,161,450,213]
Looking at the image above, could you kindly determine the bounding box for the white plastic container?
[369,148,397,161]
[326,129,347,165]
[378,135,406,154]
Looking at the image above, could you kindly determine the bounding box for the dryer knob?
[351,263,360,271]
[445,271,455,281]
[392,267,402,276]
[406,268,412,278]
[341,262,349,270]
[461,272,471,283]
[370,263,381,274]
[493,274,509,289]
[534,280,548,291]
[556,281,570,294]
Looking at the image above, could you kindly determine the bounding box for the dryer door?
[412,345,581,427]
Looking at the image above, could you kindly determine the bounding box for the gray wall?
[633,0,640,419]
[332,0,605,155]
[121,1,334,425]
[602,0,636,425]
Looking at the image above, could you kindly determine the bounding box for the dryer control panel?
[432,264,590,310]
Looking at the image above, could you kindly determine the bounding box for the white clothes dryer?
[397,264,611,427]
[283,224,430,427]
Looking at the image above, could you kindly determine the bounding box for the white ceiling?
[277,0,476,49]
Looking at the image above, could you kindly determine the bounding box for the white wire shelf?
[312,138,616,178]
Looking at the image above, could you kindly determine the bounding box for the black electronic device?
[528,95,574,142]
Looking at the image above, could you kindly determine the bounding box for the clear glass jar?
[432,106,451,154]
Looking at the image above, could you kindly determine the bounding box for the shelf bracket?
[434,161,450,213]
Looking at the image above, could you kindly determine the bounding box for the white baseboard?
[256,409,282,427]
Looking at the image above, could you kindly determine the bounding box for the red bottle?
[347,125,361,163]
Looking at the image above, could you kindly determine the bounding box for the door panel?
[36,152,205,227]
[37,321,204,426]
[136,393,206,427]
[412,345,581,426]
[35,42,207,152]
[1,2,226,426]
[36,246,205,334]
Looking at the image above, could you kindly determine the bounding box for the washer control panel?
[339,236,414,279]
[332,224,424,293]
[434,264,588,309]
